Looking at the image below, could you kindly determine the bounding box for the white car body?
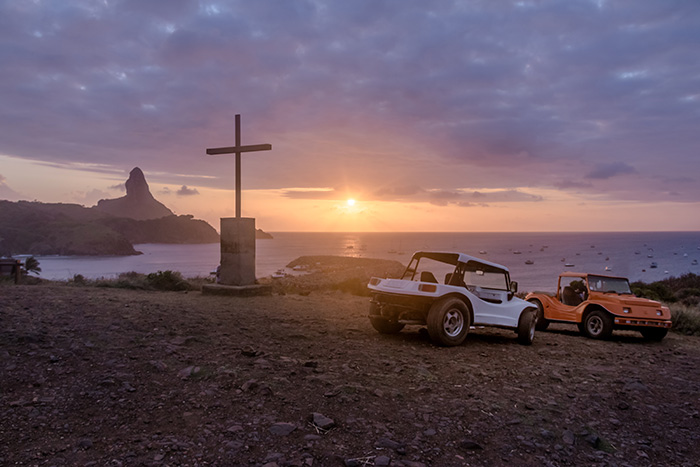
[367,251,537,346]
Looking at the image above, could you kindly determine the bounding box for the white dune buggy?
[367,251,537,346]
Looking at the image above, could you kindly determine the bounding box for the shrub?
[72,274,87,285]
[146,270,191,291]
[95,271,148,289]
[669,303,700,336]
[676,288,700,306]
[631,281,675,302]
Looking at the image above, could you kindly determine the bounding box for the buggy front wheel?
[517,308,537,345]
[582,310,613,339]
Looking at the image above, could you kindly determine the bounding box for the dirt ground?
[1,284,699,466]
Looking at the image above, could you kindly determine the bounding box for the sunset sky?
[1,1,699,232]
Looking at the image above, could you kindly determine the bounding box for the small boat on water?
[604,266,612,271]
[692,259,698,266]
[565,263,575,267]
[650,262,658,269]
[513,250,522,254]
[479,250,487,255]
[525,260,534,265]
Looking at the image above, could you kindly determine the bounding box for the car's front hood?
[590,292,670,320]
[590,293,660,307]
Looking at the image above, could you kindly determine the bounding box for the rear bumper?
[614,317,672,328]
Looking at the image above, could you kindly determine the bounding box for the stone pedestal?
[219,217,256,286]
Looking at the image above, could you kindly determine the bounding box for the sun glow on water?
[347,198,356,206]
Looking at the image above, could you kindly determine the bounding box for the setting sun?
[347,198,356,206]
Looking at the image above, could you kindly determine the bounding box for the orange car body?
[525,272,672,340]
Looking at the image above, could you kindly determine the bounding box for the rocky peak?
[124,167,151,199]
[94,167,174,220]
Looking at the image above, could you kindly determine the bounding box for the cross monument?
[206,114,272,288]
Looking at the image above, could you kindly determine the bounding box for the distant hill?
[0,200,220,256]
[0,200,139,255]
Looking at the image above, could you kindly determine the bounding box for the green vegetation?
[668,303,700,336]
[632,273,700,335]
[66,271,213,291]
[23,256,41,276]
[145,270,192,291]
[631,273,700,305]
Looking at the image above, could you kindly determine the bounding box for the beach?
[2,282,699,466]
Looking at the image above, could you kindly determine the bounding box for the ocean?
[32,231,700,293]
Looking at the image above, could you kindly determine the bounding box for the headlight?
[623,308,631,314]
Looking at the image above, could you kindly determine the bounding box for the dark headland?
[0,167,270,256]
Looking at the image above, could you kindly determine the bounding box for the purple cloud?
[585,162,637,180]
[176,185,200,196]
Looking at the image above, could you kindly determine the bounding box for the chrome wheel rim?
[587,316,603,336]
[443,309,464,337]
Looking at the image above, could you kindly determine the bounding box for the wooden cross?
[206,114,272,218]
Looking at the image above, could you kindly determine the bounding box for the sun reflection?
[347,198,356,206]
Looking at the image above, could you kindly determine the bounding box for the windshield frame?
[402,254,511,291]
[587,275,633,294]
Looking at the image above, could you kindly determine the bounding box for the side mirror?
[510,281,518,294]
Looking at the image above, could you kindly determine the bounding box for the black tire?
[528,299,549,331]
[369,302,404,334]
[640,328,668,341]
[517,308,536,345]
[427,297,470,346]
[582,310,613,339]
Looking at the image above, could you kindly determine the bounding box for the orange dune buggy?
[526,272,672,340]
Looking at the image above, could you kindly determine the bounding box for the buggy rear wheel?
[427,297,470,346]
[528,298,549,331]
